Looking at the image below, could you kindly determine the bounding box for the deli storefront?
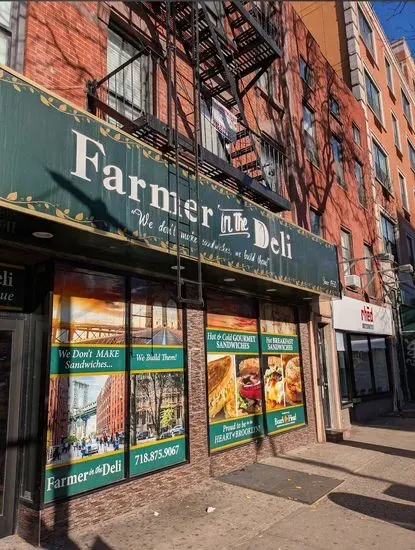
[332,297,394,422]
[0,66,339,543]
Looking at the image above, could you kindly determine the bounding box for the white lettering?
[128,176,146,203]
[71,130,106,182]
[103,165,125,195]
[253,218,269,249]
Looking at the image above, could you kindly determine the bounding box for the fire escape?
[87,1,289,304]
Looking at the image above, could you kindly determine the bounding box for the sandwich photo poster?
[129,279,186,475]
[206,294,265,452]
[260,302,306,435]
[45,268,126,503]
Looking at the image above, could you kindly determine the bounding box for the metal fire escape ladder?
[167,1,203,306]
[198,1,267,190]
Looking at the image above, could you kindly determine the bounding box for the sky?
[372,1,415,56]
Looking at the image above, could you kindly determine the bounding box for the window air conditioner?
[344,274,361,290]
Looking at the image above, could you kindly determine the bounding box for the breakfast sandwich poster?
[260,303,305,435]
[206,294,264,452]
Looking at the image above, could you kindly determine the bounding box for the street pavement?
[2,412,415,549]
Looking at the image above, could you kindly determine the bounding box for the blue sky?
[372,1,415,56]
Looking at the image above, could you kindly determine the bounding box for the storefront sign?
[206,295,264,452]
[332,297,393,335]
[0,263,24,310]
[260,303,305,435]
[45,269,126,503]
[129,279,187,476]
[0,67,339,297]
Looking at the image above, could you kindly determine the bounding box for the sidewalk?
[2,414,415,550]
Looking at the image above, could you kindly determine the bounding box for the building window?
[329,95,340,118]
[391,113,401,150]
[372,140,390,190]
[408,139,415,172]
[355,160,366,206]
[300,57,314,88]
[358,8,375,56]
[340,228,353,275]
[365,71,382,121]
[402,90,412,125]
[331,135,344,186]
[107,27,153,120]
[337,333,390,401]
[0,2,12,65]
[260,139,281,193]
[258,63,276,101]
[399,172,409,211]
[385,57,394,91]
[363,244,375,296]
[407,235,415,268]
[381,214,397,260]
[310,209,322,237]
[352,124,361,146]
[303,104,319,165]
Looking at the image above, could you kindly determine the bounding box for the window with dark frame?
[340,228,353,276]
[363,244,375,296]
[299,57,314,88]
[365,71,382,121]
[352,124,361,146]
[408,139,415,172]
[107,27,153,121]
[407,235,415,270]
[329,95,340,118]
[355,160,366,206]
[385,57,394,91]
[303,103,319,166]
[336,332,391,402]
[381,214,397,260]
[402,89,412,125]
[391,113,401,150]
[310,209,322,237]
[372,140,390,189]
[331,134,344,186]
[0,2,12,65]
[358,8,375,56]
[399,172,409,211]
[258,62,277,101]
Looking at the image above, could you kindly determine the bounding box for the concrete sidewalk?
[3,414,415,550]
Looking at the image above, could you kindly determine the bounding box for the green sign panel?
[206,329,259,354]
[44,451,124,503]
[131,345,184,371]
[50,345,126,375]
[0,264,24,311]
[266,405,305,436]
[209,415,264,452]
[0,67,339,296]
[261,334,299,354]
[130,436,186,475]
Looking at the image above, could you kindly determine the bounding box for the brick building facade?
[0,1,403,544]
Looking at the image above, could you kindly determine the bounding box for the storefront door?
[0,318,23,538]
[317,324,331,429]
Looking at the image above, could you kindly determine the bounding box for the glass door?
[0,319,23,538]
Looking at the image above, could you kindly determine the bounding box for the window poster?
[260,302,305,435]
[45,268,126,503]
[206,294,264,452]
[129,279,186,475]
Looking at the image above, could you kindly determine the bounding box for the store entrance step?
[219,463,343,504]
[325,428,344,443]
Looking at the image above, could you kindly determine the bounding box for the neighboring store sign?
[0,263,24,310]
[129,279,186,476]
[45,269,126,503]
[0,67,339,297]
[206,294,265,452]
[332,297,393,335]
[260,302,305,435]
[211,98,237,142]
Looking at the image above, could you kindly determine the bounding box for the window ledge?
[367,104,385,130]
